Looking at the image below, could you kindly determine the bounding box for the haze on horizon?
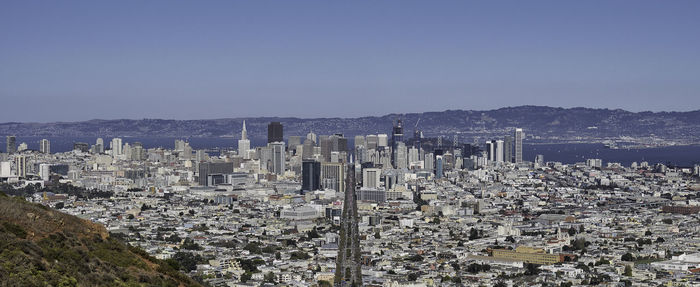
[1,0,699,122]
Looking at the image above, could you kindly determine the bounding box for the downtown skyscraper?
[514,128,524,164]
[267,122,283,143]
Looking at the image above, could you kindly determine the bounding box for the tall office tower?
[96,138,104,154]
[122,143,131,160]
[377,134,388,147]
[270,142,286,175]
[39,139,50,154]
[259,146,273,171]
[365,135,378,150]
[394,142,407,169]
[362,168,381,188]
[40,163,51,181]
[504,135,513,163]
[15,155,26,178]
[390,120,403,167]
[321,162,345,193]
[485,141,495,162]
[302,139,315,159]
[408,147,420,165]
[111,138,123,156]
[267,122,283,143]
[133,142,145,161]
[306,130,317,144]
[238,121,251,159]
[335,163,362,286]
[425,153,434,172]
[6,136,16,154]
[354,135,366,149]
[302,160,321,191]
[435,155,444,179]
[331,134,349,153]
[320,137,332,162]
[288,136,302,152]
[355,145,367,164]
[514,128,524,164]
[495,140,504,162]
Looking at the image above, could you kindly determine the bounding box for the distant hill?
[1,106,699,142]
[0,193,200,286]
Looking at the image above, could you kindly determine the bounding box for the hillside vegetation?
[0,193,201,287]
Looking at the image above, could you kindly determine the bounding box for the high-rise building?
[365,135,378,150]
[504,135,513,163]
[288,136,302,153]
[270,142,285,175]
[302,160,321,191]
[267,122,283,143]
[485,141,495,162]
[362,168,381,188]
[96,138,104,154]
[321,162,345,193]
[40,139,50,154]
[514,128,524,164]
[14,155,26,178]
[495,140,504,162]
[40,163,51,181]
[238,121,251,159]
[111,138,123,156]
[425,153,434,172]
[6,136,16,154]
[394,142,407,169]
[390,119,404,168]
[354,135,366,149]
[335,163,362,286]
[302,139,315,160]
[435,155,444,179]
[377,134,388,147]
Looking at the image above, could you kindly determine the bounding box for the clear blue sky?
[1,1,699,122]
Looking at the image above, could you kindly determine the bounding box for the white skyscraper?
[408,146,420,164]
[40,139,50,154]
[40,163,51,181]
[238,121,251,159]
[424,153,434,172]
[495,140,504,162]
[514,128,524,164]
[377,134,388,147]
[111,138,123,156]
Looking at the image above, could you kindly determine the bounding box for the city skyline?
[2,1,700,122]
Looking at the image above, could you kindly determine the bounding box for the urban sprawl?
[1,120,700,287]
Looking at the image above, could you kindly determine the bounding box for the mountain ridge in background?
[1,106,699,142]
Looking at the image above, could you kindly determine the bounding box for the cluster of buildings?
[1,122,699,286]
